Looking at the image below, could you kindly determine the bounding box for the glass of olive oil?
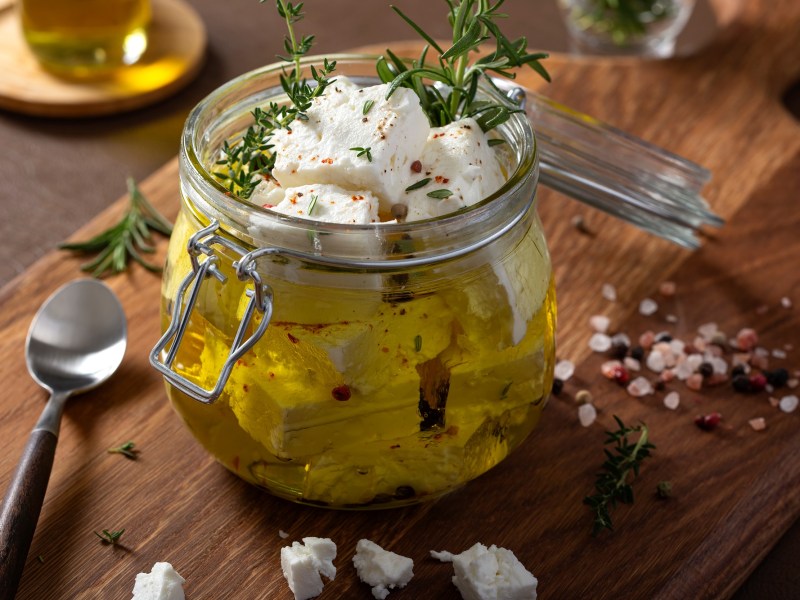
[20,0,151,77]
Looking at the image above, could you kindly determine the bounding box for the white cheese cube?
[281,537,337,600]
[449,543,538,600]
[270,77,430,212]
[269,184,380,224]
[131,562,185,600]
[353,539,414,599]
[400,118,505,221]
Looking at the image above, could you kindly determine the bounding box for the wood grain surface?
[0,0,206,117]
[1,0,799,598]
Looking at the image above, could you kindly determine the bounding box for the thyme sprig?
[568,0,677,45]
[379,0,550,131]
[216,1,337,198]
[60,178,172,278]
[584,415,655,535]
[107,441,139,460]
[94,528,125,545]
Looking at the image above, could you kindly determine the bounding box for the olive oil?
[21,0,151,77]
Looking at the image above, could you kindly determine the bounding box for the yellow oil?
[161,209,556,508]
[21,0,150,77]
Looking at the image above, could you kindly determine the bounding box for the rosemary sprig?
[107,441,139,460]
[569,0,677,45]
[59,178,172,278]
[583,415,655,535]
[217,1,337,198]
[94,529,125,545]
[380,0,550,131]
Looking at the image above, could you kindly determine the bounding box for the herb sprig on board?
[378,0,550,131]
[583,415,655,535]
[567,0,677,45]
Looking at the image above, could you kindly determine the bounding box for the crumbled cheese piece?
[431,549,455,563]
[353,539,414,599]
[281,537,337,600]
[270,77,429,212]
[131,562,185,600]
[400,118,504,220]
[268,184,380,224]
[446,543,538,600]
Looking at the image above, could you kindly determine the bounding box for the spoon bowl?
[0,279,127,600]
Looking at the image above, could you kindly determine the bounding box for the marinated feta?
[433,543,538,600]
[131,562,185,600]
[266,183,380,224]
[353,539,414,599]
[281,537,337,600]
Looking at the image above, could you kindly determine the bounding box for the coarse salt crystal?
[665,314,678,323]
[554,360,576,381]
[589,315,610,333]
[769,397,780,408]
[686,373,703,391]
[709,356,728,375]
[788,379,799,389]
[578,403,597,427]
[659,281,676,296]
[756,305,769,315]
[698,322,718,340]
[754,347,769,357]
[611,333,631,347]
[639,298,659,316]
[772,349,787,359]
[736,328,759,351]
[686,354,704,372]
[751,354,769,370]
[692,336,708,352]
[589,333,612,352]
[639,330,655,349]
[602,283,617,301]
[749,417,767,431]
[624,357,641,371]
[779,395,799,413]
[675,361,694,381]
[781,297,792,308]
[660,369,675,383]
[669,339,686,355]
[627,376,654,397]
[646,351,666,373]
[280,530,290,539]
[664,391,680,410]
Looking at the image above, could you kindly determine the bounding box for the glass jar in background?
[20,0,151,77]
[150,56,557,509]
[558,0,696,58]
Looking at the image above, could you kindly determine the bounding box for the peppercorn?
[766,368,790,388]
[655,333,673,343]
[654,380,666,391]
[731,364,747,378]
[732,374,753,393]
[749,373,767,392]
[551,378,564,396]
[609,342,629,360]
[630,346,645,361]
[612,365,630,386]
[698,362,714,378]
[695,412,722,431]
[575,389,593,404]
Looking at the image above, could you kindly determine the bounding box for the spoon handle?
[0,429,57,600]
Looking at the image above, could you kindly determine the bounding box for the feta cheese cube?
[270,77,429,212]
[400,118,504,221]
[445,543,538,600]
[131,562,185,600]
[281,537,337,600]
[269,184,380,224]
[353,539,414,599]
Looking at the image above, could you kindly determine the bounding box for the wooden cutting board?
[1,1,799,598]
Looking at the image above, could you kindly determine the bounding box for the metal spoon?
[0,279,127,599]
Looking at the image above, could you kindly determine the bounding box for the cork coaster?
[0,0,206,117]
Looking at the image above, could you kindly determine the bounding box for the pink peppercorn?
[749,373,767,391]
[613,365,630,386]
[695,412,722,431]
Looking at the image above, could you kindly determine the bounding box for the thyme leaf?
[94,529,125,545]
[405,177,432,192]
[426,189,453,199]
[350,147,373,162]
[362,99,375,115]
[59,178,172,278]
[307,194,318,215]
[583,415,655,535]
[107,441,139,460]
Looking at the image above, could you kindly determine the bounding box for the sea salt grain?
[639,298,659,316]
[659,281,676,296]
[602,283,617,301]
[554,360,576,382]
[686,373,703,391]
[589,315,611,333]
[779,395,799,413]
[772,349,787,359]
[578,403,597,427]
[624,357,641,371]
[663,391,680,410]
[736,328,759,351]
[627,377,654,397]
[589,333,612,352]
[697,322,718,340]
[749,417,767,431]
[781,297,792,308]
[646,351,666,373]
[666,314,678,324]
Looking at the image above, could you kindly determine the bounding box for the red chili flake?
[262,204,275,209]
[612,365,630,386]
[287,333,299,344]
[321,158,333,164]
[332,385,351,401]
[411,160,422,173]
[268,372,275,379]
[390,444,401,449]
[434,175,450,184]
[749,373,767,391]
[694,412,722,431]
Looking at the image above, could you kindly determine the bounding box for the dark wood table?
[1,0,798,598]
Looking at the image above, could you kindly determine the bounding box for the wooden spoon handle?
[0,429,57,600]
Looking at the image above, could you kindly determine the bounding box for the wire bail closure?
[149,220,274,403]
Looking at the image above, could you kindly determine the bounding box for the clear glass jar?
[152,56,556,508]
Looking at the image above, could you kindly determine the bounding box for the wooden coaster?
[0,0,206,117]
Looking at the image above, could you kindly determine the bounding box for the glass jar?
[151,56,556,508]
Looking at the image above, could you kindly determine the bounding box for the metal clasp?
[149,221,275,403]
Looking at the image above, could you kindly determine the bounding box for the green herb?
[60,178,172,278]
[656,480,673,499]
[362,99,375,115]
[216,1,337,198]
[488,138,506,146]
[378,0,549,131]
[583,415,655,536]
[414,334,422,352]
[94,529,125,545]
[568,0,678,45]
[350,147,373,162]
[107,441,139,460]
[307,194,318,215]
[36,555,44,564]
[427,189,453,199]
[405,177,432,192]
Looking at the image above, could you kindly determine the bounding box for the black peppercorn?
[552,378,564,396]
[630,346,645,361]
[731,364,747,378]
[698,362,714,378]
[732,374,753,393]
[765,368,789,388]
